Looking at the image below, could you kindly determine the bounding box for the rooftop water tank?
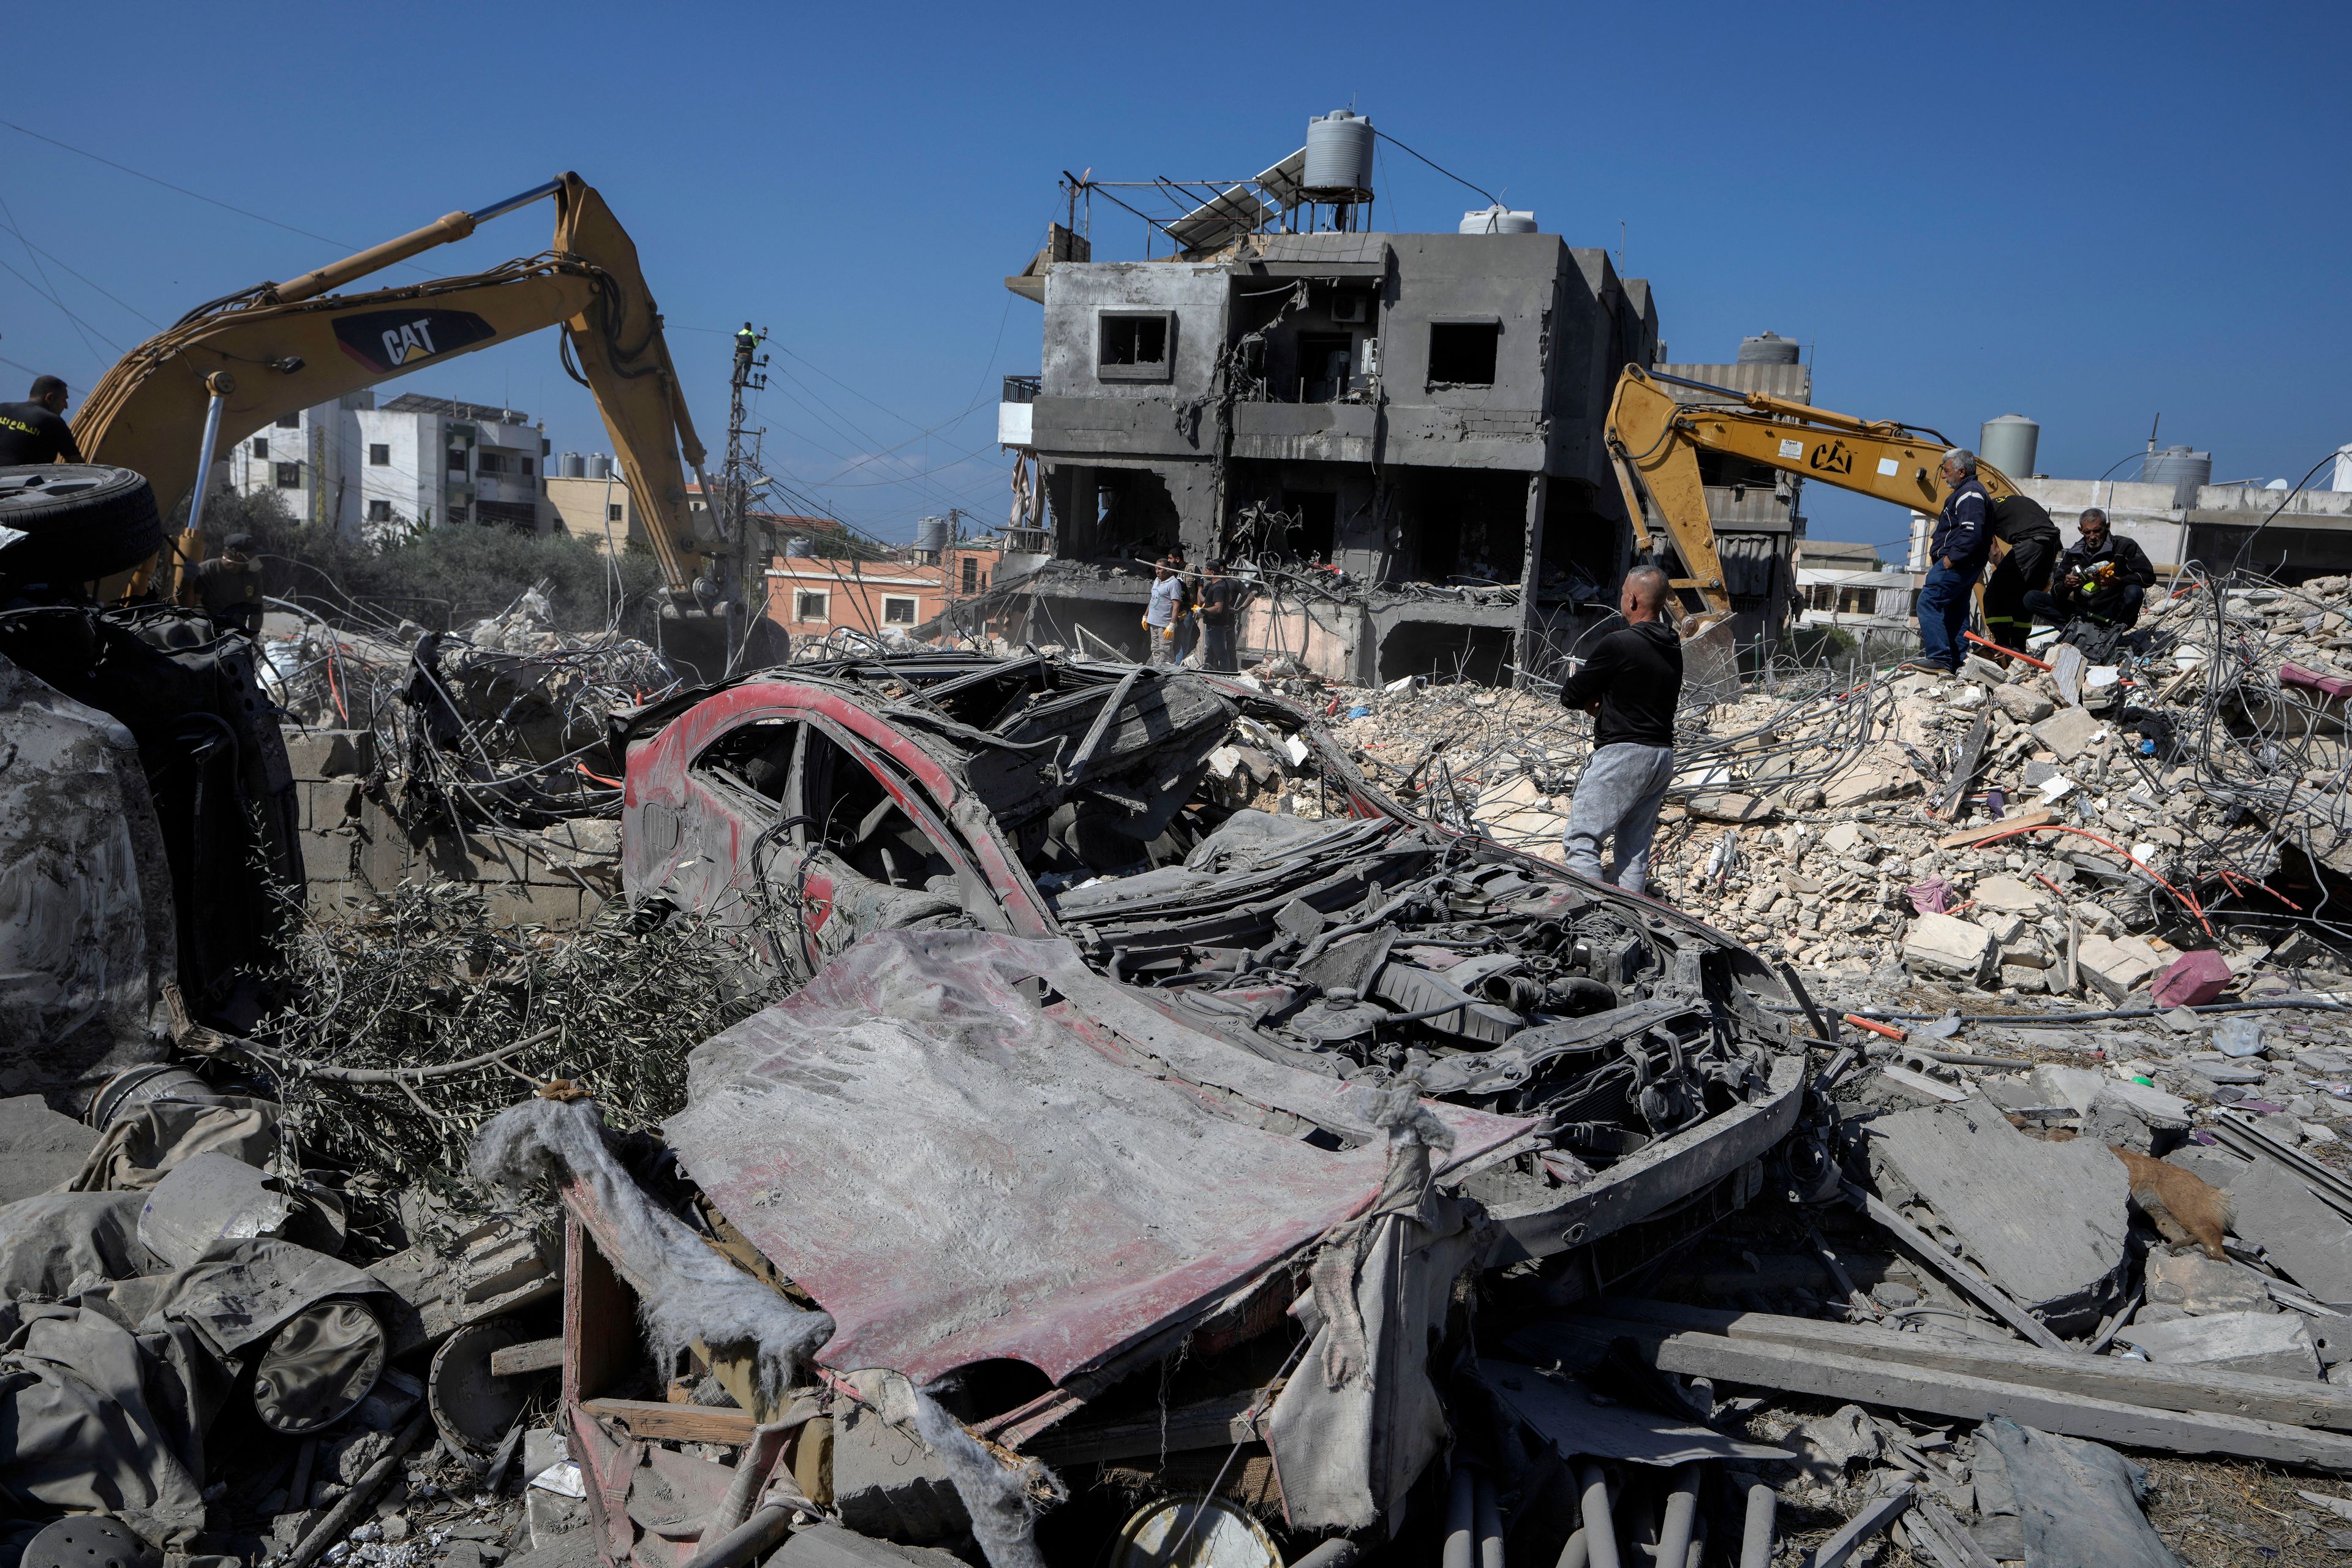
[914,515,952,556]
[559,452,585,478]
[1303,110,1376,199]
[1736,331,1801,365]
[783,535,813,558]
[2141,444,2210,507]
[1459,205,1537,234]
[587,453,613,479]
[1980,415,2040,481]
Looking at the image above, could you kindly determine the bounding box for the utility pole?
[723,323,769,673]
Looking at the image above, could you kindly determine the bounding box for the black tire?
[0,464,164,589]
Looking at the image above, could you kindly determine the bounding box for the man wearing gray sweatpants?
[1558,567,1683,891]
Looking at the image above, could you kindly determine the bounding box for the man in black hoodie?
[1558,565,1683,891]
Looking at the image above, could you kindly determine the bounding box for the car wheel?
[0,464,165,589]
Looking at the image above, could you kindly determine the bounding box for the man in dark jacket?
[1980,492,2062,654]
[2026,507,2157,628]
[1907,448,1992,673]
[186,533,265,635]
[0,375,84,465]
[1558,565,1682,891]
[1196,559,1238,672]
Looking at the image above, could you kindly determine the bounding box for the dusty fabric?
[909,1384,1060,1568]
[1265,1080,1490,1531]
[0,1302,207,1548]
[71,1095,279,1193]
[0,654,174,1065]
[470,1096,833,1406]
[1983,1417,2179,1568]
[0,1191,149,1300]
[137,1237,390,1357]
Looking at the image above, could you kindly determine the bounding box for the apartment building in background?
[224,391,550,536]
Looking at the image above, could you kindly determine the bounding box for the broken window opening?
[1428,321,1501,386]
[275,412,300,429]
[366,500,392,523]
[794,590,830,624]
[273,463,301,489]
[883,596,918,625]
[1098,312,1174,382]
[368,443,390,466]
[251,439,269,460]
[1297,332,1354,404]
[446,448,468,473]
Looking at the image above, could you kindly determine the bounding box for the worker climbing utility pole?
[722,323,775,674]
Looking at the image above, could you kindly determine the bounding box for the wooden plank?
[1552,1300,2352,1432]
[582,1397,758,1445]
[1904,1495,2002,1568]
[1934,710,1992,821]
[1512,1324,2352,1469]
[490,1336,564,1377]
[1809,1484,1913,1568]
[1022,1392,1260,1466]
[1937,809,2053,850]
[1849,1184,2069,1351]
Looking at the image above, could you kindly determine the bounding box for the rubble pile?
[266,588,676,831]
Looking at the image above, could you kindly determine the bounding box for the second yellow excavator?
[1603,364,2054,647]
[73,173,766,678]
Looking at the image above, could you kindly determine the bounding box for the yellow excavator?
[1604,364,2037,638]
[73,173,757,676]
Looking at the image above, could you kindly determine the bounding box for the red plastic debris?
[2151,948,2233,1009]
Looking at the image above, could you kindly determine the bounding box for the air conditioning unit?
[1331,295,1369,325]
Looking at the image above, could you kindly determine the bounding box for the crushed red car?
[530,652,1817,1563]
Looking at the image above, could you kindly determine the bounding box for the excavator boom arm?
[1605,366,2016,615]
[74,175,714,594]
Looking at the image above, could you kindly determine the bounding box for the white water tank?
[1736,332,1801,365]
[914,515,952,556]
[587,453,613,479]
[1459,205,1537,234]
[1303,110,1376,198]
[2141,444,2211,507]
[1980,415,2040,480]
[559,452,586,478]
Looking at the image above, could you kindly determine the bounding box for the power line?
[1371,127,1501,208]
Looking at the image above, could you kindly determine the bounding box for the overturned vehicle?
[521,654,1817,1562]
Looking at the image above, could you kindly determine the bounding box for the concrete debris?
[2117,1310,2324,1379]
[15,565,2352,1568]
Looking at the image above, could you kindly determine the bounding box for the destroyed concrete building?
[990,127,1669,687]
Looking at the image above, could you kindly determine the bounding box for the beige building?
[546,472,643,555]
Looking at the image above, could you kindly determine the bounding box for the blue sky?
[4,1,2343,551]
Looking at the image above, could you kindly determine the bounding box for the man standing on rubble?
[186,532,265,635]
[1143,556,1183,665]
[1907,448,1993,674]
[2026,507,2157,628]
[1197,559,1238,673]
[1558,565,1682,892]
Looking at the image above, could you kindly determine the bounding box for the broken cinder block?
[1866,1097,2129,1335]
[2032,706,2106,762]
[1902,911,1994,979]
[2119,1309,2322,1380]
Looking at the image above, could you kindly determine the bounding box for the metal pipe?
[184,372,233,541]
[679,1502,792,1568]
[1443,1464,1478,1568]
[1289,1539,1364,1568]
[1577,1463,1623,1568]
[1475,1468,1506,1568]
[1653,1461,1702,1568]
[1739,1481,1775,1568]
[469,176,567,226]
